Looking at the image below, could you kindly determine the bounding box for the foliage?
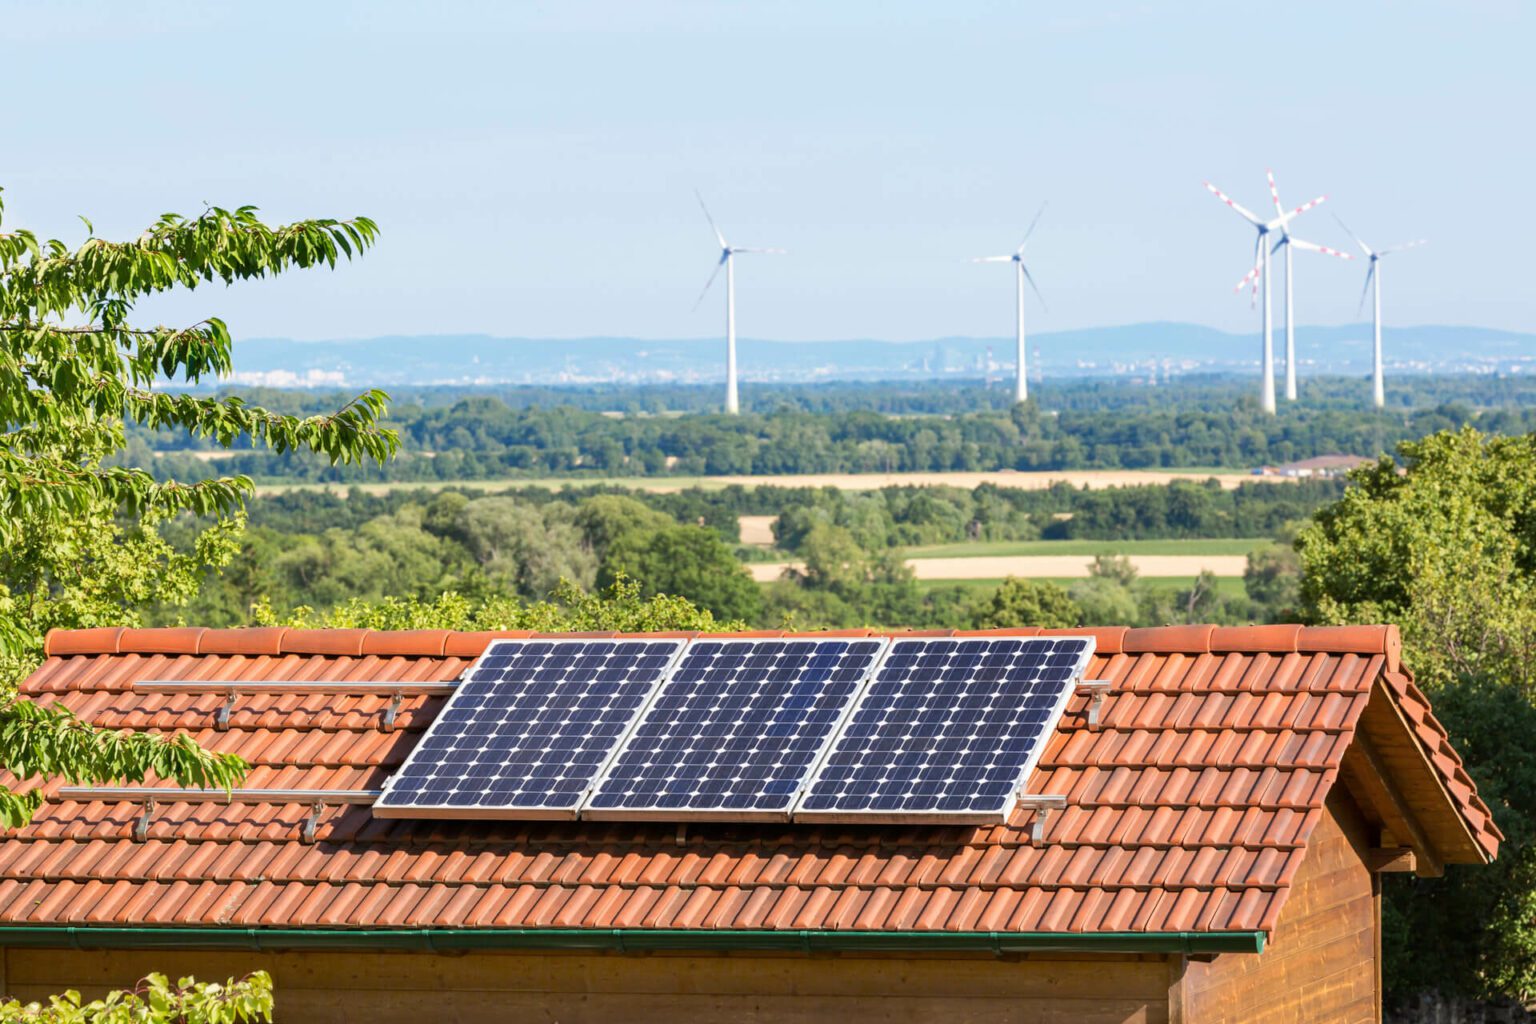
[135,377,1536,483]
[0,188,394,827]
[1297,427,1536,1003]
[969,578,1080,630]
[0,971,272,1024]
[261,575,745,634]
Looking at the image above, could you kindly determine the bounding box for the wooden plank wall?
[3,947,1173,1024]
[1177,790,1379,1024]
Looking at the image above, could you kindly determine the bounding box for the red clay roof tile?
[1,625,1499,940]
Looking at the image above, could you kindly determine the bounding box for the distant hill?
[229,323,1535,388]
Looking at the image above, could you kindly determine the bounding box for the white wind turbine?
[1265,171,1351,401]
[1334,214,1427,408]
[1204,176,1325,413]
[693,192,785,415]
[971,202,1048,404]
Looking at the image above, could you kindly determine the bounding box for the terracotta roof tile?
[2,625,1499,939]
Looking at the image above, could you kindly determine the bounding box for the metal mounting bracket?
[302,800,326,845]
[1017,794,1068,844]
[215,688,238,731]
[1076,680,1114,729]
[133,797,157,842]
[381,691,405,732]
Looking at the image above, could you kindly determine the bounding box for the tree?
[1296,427,1536,1003]
[1,190,395,826]
[0,972,274,1024]
[268,575,744,634]
[603,524,764,623]
[970,577,1080,630]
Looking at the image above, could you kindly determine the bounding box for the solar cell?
[583,638,889,821]
[374,638,686,819]
[794,636,1095,824]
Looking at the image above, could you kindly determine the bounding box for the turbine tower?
[693,192,784,415]
[1335,215,1426,408]
[971,202,1047,404]
[1204,177,1324,414]
[1265,171,1347,401]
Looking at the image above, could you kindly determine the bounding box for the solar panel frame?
[791,635,1097,825]
[582,637,891,822]
[373,637,689,820]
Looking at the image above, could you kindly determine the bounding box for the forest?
[128,375,1536,482]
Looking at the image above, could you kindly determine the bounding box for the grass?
[905,537,1271,558]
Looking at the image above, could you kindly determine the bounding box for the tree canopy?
[1298,427,1536,1003]
[0,191,395,826]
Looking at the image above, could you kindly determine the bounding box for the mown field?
[252,467,1266,497]
[904,537,1270,559]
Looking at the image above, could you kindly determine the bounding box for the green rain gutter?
[0,927,1263,956]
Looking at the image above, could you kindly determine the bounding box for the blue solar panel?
[794,636,1095,824]
[374,638,686,819]
[583,638,889,821]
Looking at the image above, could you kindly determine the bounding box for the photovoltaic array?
[795,637,1095,823]
[374,638,686,819]
[378,634,1095,823]
[585,638,888,821]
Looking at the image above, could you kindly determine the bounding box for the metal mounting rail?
[56,787,382,804]
[55,788,384,845]
[131,681,457,732]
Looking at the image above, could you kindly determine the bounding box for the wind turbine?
[692,192,784,415]
[971,202,1047,404]
[1204,176,1325,414]
[1265,171,1349,401]
[1335,215,1426,408]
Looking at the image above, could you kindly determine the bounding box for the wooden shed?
[0,624,1500,1023]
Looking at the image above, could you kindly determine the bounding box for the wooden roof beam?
[1343,730,1444,878]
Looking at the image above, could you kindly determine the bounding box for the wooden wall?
[3,946,1174,1024]
[1177,789,1379,1024]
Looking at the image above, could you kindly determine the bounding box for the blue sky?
[3,2,1531,341]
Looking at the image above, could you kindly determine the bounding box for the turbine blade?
[1289,237,1354,260]
[970,255,1014,263]
[731,247,787,254]
[1357,264,1375,316]
[1267,169,1285,220]
[1378,240,1427,256]
[1021,264,1047,311]
[1333,213,1374,258]
[1241,234,1263,305]
[1205,181,1265,226]
[1234,261,1262,297]
[694,190,727,249]
[1019,201,1048,250]
[691,253,727,311]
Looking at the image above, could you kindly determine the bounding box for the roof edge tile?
[38,622,1406,665]
[44,628,125,657]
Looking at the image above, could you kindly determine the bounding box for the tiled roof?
[0,624,1499,941]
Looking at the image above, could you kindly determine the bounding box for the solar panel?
[583,638,889,821]
[374,638,687,819]
[794,636,1095,824]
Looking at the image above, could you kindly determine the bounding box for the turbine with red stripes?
[1335,215,1427,409]
[1266,171,1347,402]
[1203,173,1327,414]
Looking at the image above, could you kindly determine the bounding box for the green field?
[905,538,1271,558]
[913,576,1250,599]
